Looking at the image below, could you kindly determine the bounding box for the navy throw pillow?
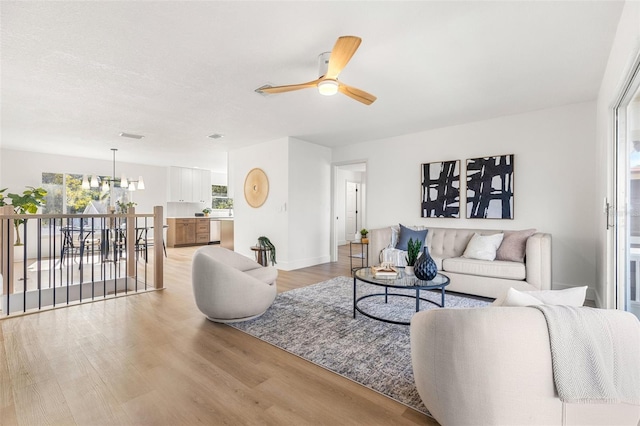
[395,224,428,251]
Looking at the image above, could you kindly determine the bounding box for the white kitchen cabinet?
[169,166,211,203]
[192,169,211,204]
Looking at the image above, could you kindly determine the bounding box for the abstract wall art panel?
[421,160,460,218]
[466,154,514,219]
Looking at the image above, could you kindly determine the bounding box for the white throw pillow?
[493,286,588,307]
[498,288,544,307]
[528,287,587,306]
[462,233,504,261]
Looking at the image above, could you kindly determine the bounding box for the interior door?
[345,181,360,241]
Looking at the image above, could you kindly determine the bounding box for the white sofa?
[192,246,277,323]
[410,307,640,425]
[369,226,551,299]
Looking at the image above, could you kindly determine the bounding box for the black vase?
[414,246,438,281]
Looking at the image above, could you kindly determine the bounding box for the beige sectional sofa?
[369,226,551,299]
[410,307,640,425]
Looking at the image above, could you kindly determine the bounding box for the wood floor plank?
[1,244,438,425]
[59,372,131,425]
[13,378,76,425]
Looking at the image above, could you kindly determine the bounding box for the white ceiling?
[0,1,624,172]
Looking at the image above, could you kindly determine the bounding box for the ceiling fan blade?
[256,79,320,94]
[338,84,377,105]
[325,36,362,79]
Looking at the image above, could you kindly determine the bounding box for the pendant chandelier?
[81,148,145,192]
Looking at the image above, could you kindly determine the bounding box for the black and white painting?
[466,154,514,219]
[421,160,460,218]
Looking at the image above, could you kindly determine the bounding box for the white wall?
[287,138,332,270]
[333,102,597,297]
[229,137,331,270]
[595,1,640,308]
[229,138,290,264]
[211,171,227,186]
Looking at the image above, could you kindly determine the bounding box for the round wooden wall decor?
[244,168,269,208]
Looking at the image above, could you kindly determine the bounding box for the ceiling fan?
[255,35,377,105]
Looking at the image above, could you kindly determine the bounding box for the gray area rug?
[230,276,491,415]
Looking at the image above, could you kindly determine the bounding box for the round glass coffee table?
[353,267,450,325]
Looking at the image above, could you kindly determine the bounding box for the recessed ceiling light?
[119,132,145,139]
[208,133,224,139]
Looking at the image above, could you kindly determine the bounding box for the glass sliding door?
[615,57,640,320]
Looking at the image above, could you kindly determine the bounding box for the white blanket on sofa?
[534,305,640,405]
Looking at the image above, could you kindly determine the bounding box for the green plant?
[203,207,212,214]
[116,200,137,213]
[257,236,277,265]
[405,237,422,266]
[360,228,368,237]
[1,186,47,245]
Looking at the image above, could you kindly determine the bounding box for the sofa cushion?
[427,228,475,258]
[496,229,537,262]
[462,233,504,261]
[395,224,428,251]
[443,257,526,280]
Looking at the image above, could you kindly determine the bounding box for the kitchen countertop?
[167,216,234,220]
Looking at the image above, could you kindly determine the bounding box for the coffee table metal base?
[353,282,446,326]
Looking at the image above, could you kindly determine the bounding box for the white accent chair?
[192,246,277,323]
[410,307,640,425]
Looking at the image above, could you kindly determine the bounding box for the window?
[614,53,640,319]
[41,173,130,216]
[212,185,233,210]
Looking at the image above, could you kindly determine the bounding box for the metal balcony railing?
[0,205,164,316]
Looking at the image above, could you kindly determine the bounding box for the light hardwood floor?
[0,244,438,425]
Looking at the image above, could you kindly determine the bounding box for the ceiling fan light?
[318,80,339,96]
[120,175,128,188]
[90,176,99,188]
[82,175,90,189]
[128,182,136,192]
[137,176,145,190]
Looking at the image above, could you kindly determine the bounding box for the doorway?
[345,181,361,242]
[331,162,367,262]
[614,53,640,320]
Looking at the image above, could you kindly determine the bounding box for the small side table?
[349,241,369,271]
[251,245,272,266]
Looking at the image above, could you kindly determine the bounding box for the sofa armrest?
[368,227,392,266]
[411,307,640,426]
[410,307,561,425]
[525,232,552,290]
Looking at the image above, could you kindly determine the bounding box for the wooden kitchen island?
[167,217,234,249]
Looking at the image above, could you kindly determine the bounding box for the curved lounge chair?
[192,246,277,323]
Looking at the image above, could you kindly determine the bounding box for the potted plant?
[203,207,212,217]
[257,236,277,266]
[360,228,369,244]
[116,200,137,214]
[405,237,422,276]
[0,186,47,245]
